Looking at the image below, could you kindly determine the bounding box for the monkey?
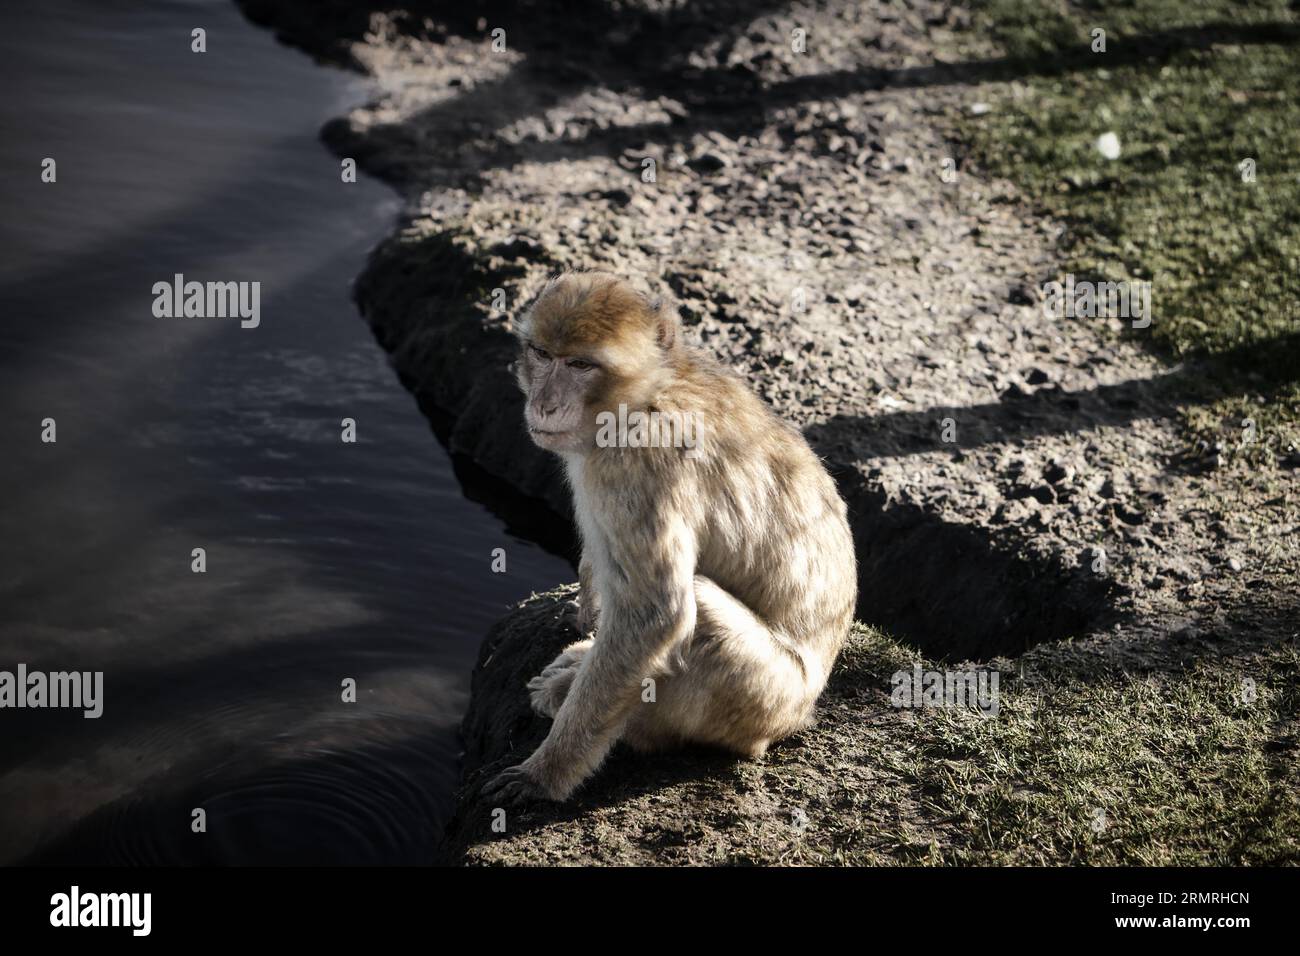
[484,272,857,803]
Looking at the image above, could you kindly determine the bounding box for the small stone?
[598,188,632,207]
[1000,383,1030,401]
[1007,282,1036,306]
[1044,461,1072,484]
[688,152,729,173]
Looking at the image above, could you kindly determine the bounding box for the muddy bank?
[237,0,1299,864]
[438,582,1299,865]
[440,584,952,865]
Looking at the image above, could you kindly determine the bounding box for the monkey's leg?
[527,638,594,718]
[622,576,815,758]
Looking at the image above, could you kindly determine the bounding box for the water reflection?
[0,0,570,864]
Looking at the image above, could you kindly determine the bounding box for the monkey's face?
[515,272,677,454]
[518,341,604,453]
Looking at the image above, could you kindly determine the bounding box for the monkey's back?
[659,348,858,668]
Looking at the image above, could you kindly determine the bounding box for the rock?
[1095,132,1122,160]
[1000,383,1030,401]
[688,152,729,173]
[1007,282,1037,306]
[438,587,924,865]
[592,188,633,207]
[1113,503,1146,526]
[1044,461,1072,485]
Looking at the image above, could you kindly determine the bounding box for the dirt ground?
[236,0,1298,863]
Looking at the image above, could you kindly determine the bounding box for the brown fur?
[485,272,857,803]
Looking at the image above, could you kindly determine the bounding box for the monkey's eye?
[567,358,596,372]
[529,344,551,362]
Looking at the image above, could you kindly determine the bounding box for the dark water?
[0,0,569,864]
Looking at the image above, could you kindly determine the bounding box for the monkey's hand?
[482,763,553,805]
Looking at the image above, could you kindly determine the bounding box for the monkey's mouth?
[528,425,578,446]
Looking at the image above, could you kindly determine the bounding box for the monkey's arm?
[487,520,697,802]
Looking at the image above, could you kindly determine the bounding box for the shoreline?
[236,0,1299,865]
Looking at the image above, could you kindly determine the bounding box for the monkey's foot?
[526,667,576,718]
[526,639,593,717]
[482,764,550,805]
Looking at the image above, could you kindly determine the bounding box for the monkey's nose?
[541,404,559,418]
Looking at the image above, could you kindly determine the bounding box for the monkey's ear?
[651,297,679,351]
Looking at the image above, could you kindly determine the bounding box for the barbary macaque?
[485,272,857,802]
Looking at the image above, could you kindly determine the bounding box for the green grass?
[911,652,1298,863]
[906,0,1300,864]
[954,0,1300,461]
[851,627,1300,864]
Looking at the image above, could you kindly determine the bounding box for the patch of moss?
[849,627,1300,864]
[955,0,1299,461]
